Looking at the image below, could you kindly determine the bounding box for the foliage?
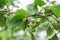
[0,0,60,40]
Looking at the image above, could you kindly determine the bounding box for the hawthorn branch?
[28,13,53,17]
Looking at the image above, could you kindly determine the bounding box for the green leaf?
[49,34,58,40]
[6,14,28,32]
[40,17,47,23]
[0,14,6,27]
[34,0,45,6]
[56,4,60,10]
[0,0,14,8]
[47,25,54,36]
[44,8,52,14]
[0,0,6,8]
[48,16,57,24]
[27,3,38,14]
[53,23,60,32]
[6,9,29,32]
[16,9,28,19]
[7,15,23,27]
[51,6,60,17]
[10,22,27,32]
